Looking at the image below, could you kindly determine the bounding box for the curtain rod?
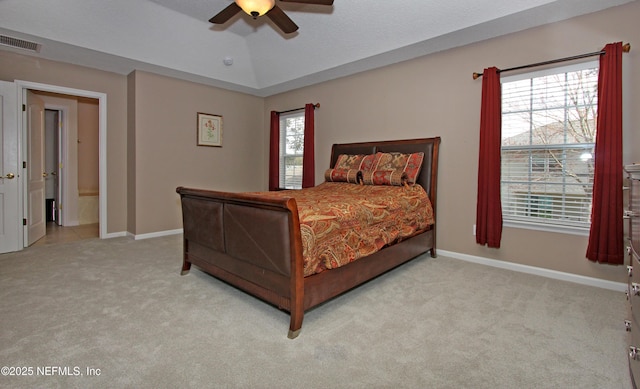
[275,103,320,115]
[472,43,630,80]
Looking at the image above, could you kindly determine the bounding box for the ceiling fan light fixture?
[235,0,275,18]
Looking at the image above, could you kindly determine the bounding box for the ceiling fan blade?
[279,0,334,4]
[209,2,242,24]
[266,6,299,34]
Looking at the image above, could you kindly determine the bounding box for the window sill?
[504,219,590,236]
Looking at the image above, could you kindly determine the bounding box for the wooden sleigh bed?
[176,137,440,338]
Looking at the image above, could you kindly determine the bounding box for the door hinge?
[23,161,27,169]
[23,218,27,226]
[22,104,26,112]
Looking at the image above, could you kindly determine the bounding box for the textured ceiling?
[0,0,634,96]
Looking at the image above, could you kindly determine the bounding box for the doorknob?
[50,171,57,176]
[2,173,15,179]
[42,172,48,177]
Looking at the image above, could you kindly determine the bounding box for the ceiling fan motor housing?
[236,0,275,18]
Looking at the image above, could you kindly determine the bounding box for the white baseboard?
[131,228,183,241]
[103,231,127,239]
[437,249,627,292]
[101,229,182,240]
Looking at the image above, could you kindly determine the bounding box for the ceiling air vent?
[0,35,41,53]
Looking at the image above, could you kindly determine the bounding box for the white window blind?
[501,62,598,232]
[279,112,305,189]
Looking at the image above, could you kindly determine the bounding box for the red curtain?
[476,67,503,248]
[302,103,315,188]
[268,111,280,191]
[586,42,624,264]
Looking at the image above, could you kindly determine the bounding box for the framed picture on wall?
[197,112,223,147]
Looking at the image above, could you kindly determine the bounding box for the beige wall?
[265,2,640,283]
[77,98,99,195]
[0,51,128,234]
[128,71,265,235]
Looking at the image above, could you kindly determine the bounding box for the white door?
[27,91,45,245]
[0,81,21,253]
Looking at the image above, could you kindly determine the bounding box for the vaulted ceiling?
[0,0,633,96]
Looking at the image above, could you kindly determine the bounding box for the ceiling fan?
[209,0,334,34]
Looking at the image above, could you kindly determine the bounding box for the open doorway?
[29,91,100,245]
[15,80,108,248]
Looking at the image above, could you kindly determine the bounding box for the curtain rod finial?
[623,43,631,53]
[314,103,320,109]
[472,72,482,80]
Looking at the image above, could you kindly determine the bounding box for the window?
[501,62,598,233]
[279,111,305,189]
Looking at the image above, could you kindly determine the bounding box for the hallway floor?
[32,222,99,246]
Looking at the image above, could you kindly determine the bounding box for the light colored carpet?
[0,235,631,388]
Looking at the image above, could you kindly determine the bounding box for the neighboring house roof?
[502,120,596,147]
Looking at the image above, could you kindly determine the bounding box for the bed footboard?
[176,187,306,337]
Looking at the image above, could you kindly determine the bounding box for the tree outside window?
[501,63,598,230]
[280,113,305,189]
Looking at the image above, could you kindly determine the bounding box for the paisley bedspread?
[259,182,434,277]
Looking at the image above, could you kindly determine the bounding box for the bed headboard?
[329,137,441,210]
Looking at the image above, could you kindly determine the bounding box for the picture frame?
[197,112,223,147]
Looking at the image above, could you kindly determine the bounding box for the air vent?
[0,35,41,53]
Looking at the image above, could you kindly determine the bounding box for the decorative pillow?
[402,152,424,184]
[359,152,383,172]
[361,170,408,186]
[362,152,424,185]
[334,154,366,170]
[324,168,363,184]
[332,152,382,178]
